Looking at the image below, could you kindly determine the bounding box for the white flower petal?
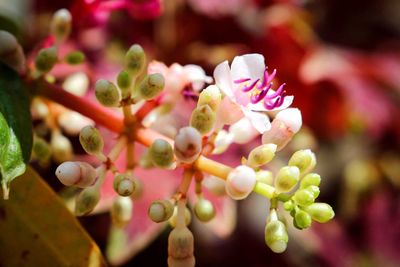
[231,54,265,81]
[214,60,234,98]
[270,95,294,111]
[229,117,260,144]
[242,108,271,134]
[275,108,302,133]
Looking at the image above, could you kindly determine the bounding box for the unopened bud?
[148,199,174,223]
[283,200,294,211]
[79,126,104,156]
[265,210,288,253]
[149,139,174,168]
[226,165,256,200]
[35,47,58,73]
[300,173,321,188]
[32,136,52,163]
[75,187,100,216]
[111,196,133,227]
[274,166,300,193]
[305,203,335,223]
[138,73,164,100]
[256,170,274,185]
[229,117,259,144]
[113,174,135,197]
[174,127,202,164]
[190,104,216,135]
[125,44,145,76]
[294,210,312,229]
[194,197,215,222]
[50,9,72,42]
[293,189,315,207]
[305,185,320,199]
[51,132,73,163]
[0,30,25,73]
[168,226,195,267]
[95,79,120,107]
[64,51,85,65]
[197,85,221,111]
[169,206,191,228]
[117,70,132,98]
[288,149,316,176]
[247,144,277,168]
[55,161,97,187]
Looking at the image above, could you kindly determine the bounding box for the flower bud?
[32,136,52,163]
[55,161,97,187]
[58,111,94,136]
[168,226,195,267]
[190,104,216,135]
[95,79,120,107]
[138,73,165,100]
[169,206,191,228]
[305,203,335,223]
[274,166,300,193]
[294,210,312,229]
[174,127,202,164]
[256,170,274,185]
[35,47,58,73]
[202,175,226,196]
[288,149,316,176]
[211,129,233,154]
[75,187,100,216]
[293,189,315,207]
[229,117,259,144]
[226,165,256,200]
[149,139,174,168]
[247,144,277,168]
[265,211,288,253]
[64,51,85,65]
[300,173,321,189]
[50,9,72,42]
[111,196,133,227]
[283,200,294,211]
[0,30,25,73]
[79,125,104,156]
[305,185,320,199]
[148,199,174,223]
[113,174,136,197]
[117,70,132,98]
[194,197,215,222]
[62,72,89,97]
[125,44,145,76]
[51,132,73,163]
[197,85,221,111]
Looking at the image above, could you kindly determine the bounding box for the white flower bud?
[212,129,233,154]
[190,104,216,135]
[62,72,89,97]
[113,174,136,197]
[95,79,120,107]
[197,85,221,111]
[111,196,133,227]
[169,206,191,228]
[226,165,256,200]
[58,111,94,136]
[55,161,97,187]
[50,132,73,163]
[202,175,226,196]
[194,197,215,222]
[168,226,195,267]
[148,199,174,223]
[125,44,145,76]
[288,149,316,176]
[174,127,202,164]
[274,166,300,193]
[79,125,104,156]
[247,144,277,168]
[229,117,259,144]
[138,73,165,100]
[75,187,100,216]
[50,9,72,43]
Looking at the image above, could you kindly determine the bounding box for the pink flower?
[214,53,294,133]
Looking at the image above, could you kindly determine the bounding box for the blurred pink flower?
[187,0,250,18]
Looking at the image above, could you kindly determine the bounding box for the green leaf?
[0,167,107,266]
[0,64,33,199]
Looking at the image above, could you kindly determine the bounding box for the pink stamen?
[234,78,251,84]
[241,79,259,92]
[264,83,285,99]
[250,83,272,104]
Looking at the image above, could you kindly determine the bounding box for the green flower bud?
[117,70,132,98]
[274,166,300,193]
[149,139,174,168]
[174,126,202,164]
[35,47,58,73]
[247,144,277,168]
[125,44,145,76]
[169,206,191,228]
[300,173,321,188]
[111,196,133,227]
[51,132,73,163]
[168,226,195,266]
[197,85,221,111]
[288,149,316,176]
[190,104,216,135]
[138,73,165,100]
[75,187,100,216]
[64,51,85,65]
[305,185,320,199]
[293,188,315,207]
[113,174,136,197]
[294,210,312,229]
[283,200,295,212]
[55,161,97,187]
[265,215,288,253]
[148,199,174,223]
[32,136,52,163]
[79,125,104,155]
[50,9,72,42]
[194,197,215,222]
[95,79,120,107]
[305,203,335,223]
[256,170,274,185]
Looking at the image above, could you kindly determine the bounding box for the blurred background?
[2,0,400,266]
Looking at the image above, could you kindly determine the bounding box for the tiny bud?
[79,126,104,156]
[35,47,58,73]
[190,104,216,135]
[111,196,133,227]
[247,144,277,168]
[75,187,100,216]
[226,165,256,200]
[148,199,174,223]
[194,197,215,222]
[174,127,202,164]
[138,73,165,100]
[283,200,295,211]
[265,211,288,253]
[197,85,221,111]
[32,136,52,163]
[294,210,312,229]
[58,111,94,136]
[125,44,145,76]
[293,189,315,207]
[113,174,136,196]
[169,206,191,228]
[62,72,89,97]
[51,132,73,163]
[305,203,335,223]
[50,9,72,42]
[0,30,25,73]
[202,175,226,196]
[300,173,321,189]
[212,129,233,154]
[305,185,320,199]
[117,70,132,98]
[168,226,195,266]
[274,166,300,193]
[256,170,274,185]
[149,139,174,168]
[95,79,120,107]
[55,161,97,187]
[288,149,316,176]
[64,51,85,65]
